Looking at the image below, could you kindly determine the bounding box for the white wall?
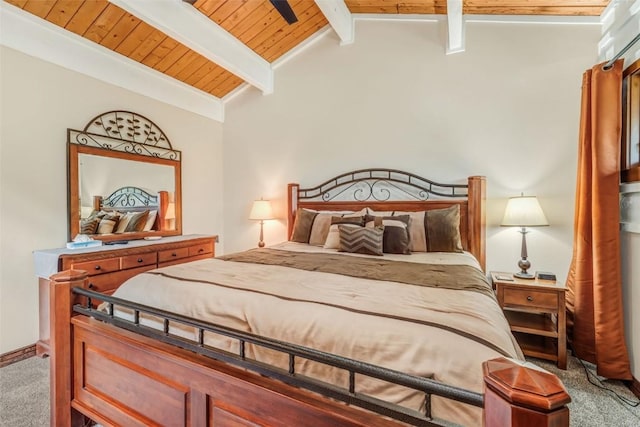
[223,20,600,283]
[0,46,223,353]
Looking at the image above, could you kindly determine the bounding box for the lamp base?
[514,271,535,280]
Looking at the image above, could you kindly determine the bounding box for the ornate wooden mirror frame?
[67,111,182,242]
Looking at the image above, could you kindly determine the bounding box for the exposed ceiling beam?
[315,0,355,45]
[0,2,224,122]
[446,0,465,54]
[109,0,274,94]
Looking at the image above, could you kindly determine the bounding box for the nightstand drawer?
[503,288,558,311]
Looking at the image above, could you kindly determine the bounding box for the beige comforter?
[111,242,523,426]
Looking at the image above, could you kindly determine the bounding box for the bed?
[48,169,571,427]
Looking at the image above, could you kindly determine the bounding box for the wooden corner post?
[287,183,299,240]
[468,176,486,271]
[483,357,571,427]
[49,270,87,427]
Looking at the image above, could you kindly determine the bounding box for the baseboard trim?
[629,375,640,399]
[0,344,36,368]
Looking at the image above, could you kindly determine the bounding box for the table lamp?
[501,194,549,279]
[249,199,274,248]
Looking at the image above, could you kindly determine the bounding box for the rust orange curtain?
[566,59,631,380]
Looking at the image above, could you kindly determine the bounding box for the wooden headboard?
[287,169,486,270]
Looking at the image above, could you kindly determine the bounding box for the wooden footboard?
[50,271,571,427]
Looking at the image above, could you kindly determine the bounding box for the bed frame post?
[467,176,486,271]
[287,183,299,239]
[483,357,571,427]
[92,196,102,212]
[50,270,87,427]
[158,190,169,231]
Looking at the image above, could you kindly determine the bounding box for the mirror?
[68,111,182,242]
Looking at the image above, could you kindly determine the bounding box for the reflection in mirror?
[67,111,182,242]
[78,154,175,219]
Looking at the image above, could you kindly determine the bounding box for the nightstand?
[491,272,567,369]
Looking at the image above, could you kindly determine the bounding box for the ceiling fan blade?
[269,0,298,25]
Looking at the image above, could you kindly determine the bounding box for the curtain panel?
[566,59,631,380]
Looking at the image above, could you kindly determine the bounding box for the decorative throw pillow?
[364,214,411,254]
[390,211,428,252]
[124,210,150,232]
[290,208,367,246]
[291,208,318,243]
[79,217,100,235]
[143,210,158,231]
[338,224,384,256]
[96,214,120,234]
[323,216,367,249]
[115,212,133,233]
[88,210,108,220]
[424,205,463,253]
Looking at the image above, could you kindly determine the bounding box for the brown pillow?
[338,224,384,256]
[290,208,319,243]
[365,214,411,254]
[124,210,150,233]
[424,205,463,253]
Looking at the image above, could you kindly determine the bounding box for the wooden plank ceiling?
[5,0,609,99]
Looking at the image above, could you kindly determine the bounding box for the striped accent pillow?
[338,224,384,256]
[79,217,100,234]
[364,214,411,254]
[323,216,367,249]
[124,210,150,232]
[96,214,120,234]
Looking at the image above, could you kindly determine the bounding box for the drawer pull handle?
[88,283,95,290]
[137,258,143,263]
[527,296,533,302]
[94,266,101,271]
[198,248,204,253]
[172,253,177,257]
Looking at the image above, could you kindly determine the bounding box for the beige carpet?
[0,354,638,426]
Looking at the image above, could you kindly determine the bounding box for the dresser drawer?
[503,288,558,311]
[189,242,214,257]
[85,272,123,294]
[158,247,190,263]
[72,258,120,276]
[121,252,157,270]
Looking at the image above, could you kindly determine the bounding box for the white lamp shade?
[501,195,549,227]
[249,199,274,220]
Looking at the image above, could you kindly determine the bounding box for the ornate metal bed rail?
[72,287,483,427]
[297,168,469,202]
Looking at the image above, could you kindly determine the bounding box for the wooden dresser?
[34,234,217,356]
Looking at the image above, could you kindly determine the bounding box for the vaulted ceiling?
[2,0,609,119]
